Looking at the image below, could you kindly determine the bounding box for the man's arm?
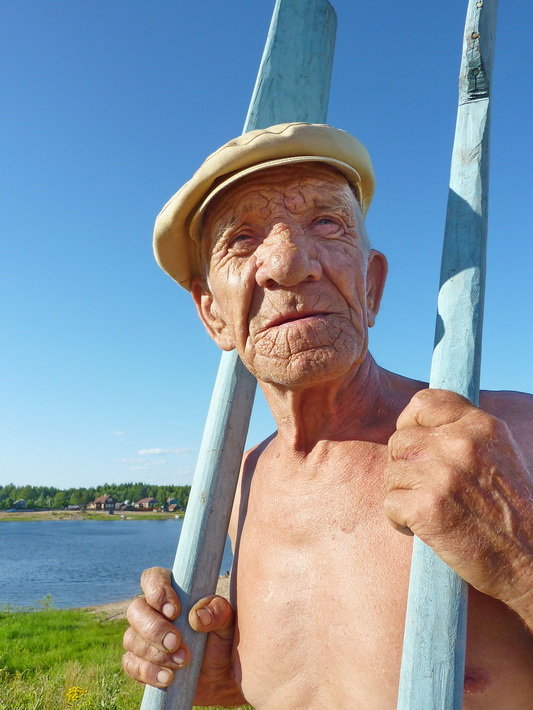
[384,388,533,628]
[122,438,272,703]
[480,389,533,624]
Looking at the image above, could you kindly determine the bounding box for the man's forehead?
[205,162,354,222]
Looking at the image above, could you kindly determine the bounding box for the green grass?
[0,607,141,709]
[0,608,250,709]
[0,608,126,673]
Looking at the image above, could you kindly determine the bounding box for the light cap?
[153,122,375,289]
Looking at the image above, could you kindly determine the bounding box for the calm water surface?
[0,520,233,609]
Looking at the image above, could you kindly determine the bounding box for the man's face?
[192,163,387,388]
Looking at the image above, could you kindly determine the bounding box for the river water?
[0,520,233,610]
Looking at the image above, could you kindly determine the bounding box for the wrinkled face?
[191,163,387,388]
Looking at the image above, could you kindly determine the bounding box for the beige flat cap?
[154,122,375,289]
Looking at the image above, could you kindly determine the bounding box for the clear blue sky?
[2,1,531,489]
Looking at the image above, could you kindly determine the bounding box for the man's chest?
[231,455,414,707]
[229,445,533,709]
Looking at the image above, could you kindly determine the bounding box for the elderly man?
[123,123,532,708]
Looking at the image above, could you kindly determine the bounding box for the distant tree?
[52,491,68,509]
[19,485,35,501]
[80,489,92,505]
[129,484,148,502]
[34,494,48,509]
[69,490,86,506]
[4,484,17,500]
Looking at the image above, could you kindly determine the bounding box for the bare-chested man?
[122,123,533,708]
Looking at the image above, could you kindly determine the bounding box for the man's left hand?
[384,388,533,625]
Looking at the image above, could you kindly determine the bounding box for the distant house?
[166,497,185,513]
[88,494,116,511]
[160,497,175,512]
[13,499,26,509]
[135,497,157,510]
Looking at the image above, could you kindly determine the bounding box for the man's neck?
[259,353,423,456]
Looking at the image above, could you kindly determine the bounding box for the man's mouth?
[262,311,331,330]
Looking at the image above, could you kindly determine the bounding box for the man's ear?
[365,250,388,327]
[190,276,235,351]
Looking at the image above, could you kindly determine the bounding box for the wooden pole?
[140,1,336,708]
[397,2,498,708]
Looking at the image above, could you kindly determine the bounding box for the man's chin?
[246,348,363,389]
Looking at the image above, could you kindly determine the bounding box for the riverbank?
[0,509,183,522]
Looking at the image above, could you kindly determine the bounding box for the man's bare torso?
[228,386,533,710]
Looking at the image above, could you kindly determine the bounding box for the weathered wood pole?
[397,2,498,708]
[140,1,336,708]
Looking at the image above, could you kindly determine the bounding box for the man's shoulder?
[228,432,277,545]
[243,431,277,468]
[479,388,533,420]
[480,389,533,462]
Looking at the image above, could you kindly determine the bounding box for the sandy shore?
[80,576,231,620]
[0,509,183,522]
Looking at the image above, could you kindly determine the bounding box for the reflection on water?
[0,520,233,609]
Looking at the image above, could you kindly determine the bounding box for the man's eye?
[313,217,341,235]
[228,234,258,253]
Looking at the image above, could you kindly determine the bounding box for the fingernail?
[162,632,179,652]
[196,608,212,626]
[157,669,171,685]
[162,603,175,618]
[171,649,186,666]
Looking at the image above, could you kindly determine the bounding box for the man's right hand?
[122,567,246,706]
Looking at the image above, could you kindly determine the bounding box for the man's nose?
[255,224,322,288]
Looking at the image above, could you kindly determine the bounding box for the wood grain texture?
[141,1,336,708]
[244,0,336,130]
[397,2,499,708]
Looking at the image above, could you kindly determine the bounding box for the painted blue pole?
[140,1,336,708]
[397,2,498,708]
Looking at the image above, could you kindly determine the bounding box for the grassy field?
[0,606,250,710]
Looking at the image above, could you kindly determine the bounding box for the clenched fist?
[122,566,247,706]
[384,388,533,626]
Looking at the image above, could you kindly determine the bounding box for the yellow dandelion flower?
[65,686,88,703]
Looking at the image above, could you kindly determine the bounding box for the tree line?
[0,482,191,511]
